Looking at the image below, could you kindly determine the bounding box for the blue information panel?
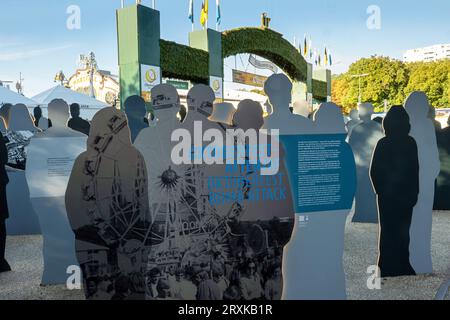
[280,134,356,214]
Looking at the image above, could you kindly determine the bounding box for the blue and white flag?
[216,0,221,25]
[189,0,194,24]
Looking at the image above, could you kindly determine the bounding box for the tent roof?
[32,85,109,109]
[0,86,38,106]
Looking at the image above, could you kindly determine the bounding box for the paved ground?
[1,211,449,300]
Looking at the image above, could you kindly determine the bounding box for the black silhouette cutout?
[66,107,151,300]
[370,106,418,277]
[33,106,42,127]
[0,131,11,273]
[429,106,442,132]
[68,103,91,136]
[124,96,149,143]
[435,115,450,210]
[373,116,383,124]
[33,106,52,129]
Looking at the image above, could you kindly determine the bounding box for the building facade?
[403,44,450,63]
[68,68,120,106]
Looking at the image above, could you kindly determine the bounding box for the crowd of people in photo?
[80,248,284,301]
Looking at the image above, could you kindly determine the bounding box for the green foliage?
[404,60,450,108]
[160,40,209,83]
[222,28,308,82]
[160,29,329,98]
[312,79,328,99]
[332,56,450,114]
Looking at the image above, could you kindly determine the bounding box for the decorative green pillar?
[117,4,161,108]
[189,29,224,100]
[313,68,332,102]
[292,62,313,111]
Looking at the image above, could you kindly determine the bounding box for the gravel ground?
[1,211,449,300]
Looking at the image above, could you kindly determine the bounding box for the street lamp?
[350,73,370,104]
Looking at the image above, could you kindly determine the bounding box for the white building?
[403,44,450,63]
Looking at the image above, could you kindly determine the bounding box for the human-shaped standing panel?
[346,109,362,136]
[348,103,384,223]
[134,85,191,300]
[312,103,357,299]
[124,95,149,143]
[26,99,87,285]
[0,117,6,133]
[405,92,440,275]
[231,99,294,300]
[0,104,12,128]
[208,102,236,127]
[5,104,41,236]
[435,115,450,210]
[0,130,11,273]
[370,106,418,277]
[290,102,356,300]
[66,107,151,300]
[68,103,91,136]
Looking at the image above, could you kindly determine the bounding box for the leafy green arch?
[160,27,309,84]
[222,28,308,82]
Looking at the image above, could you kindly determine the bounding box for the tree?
[404,60,450,109]
[332,57,409,113]
[331,57,450,114]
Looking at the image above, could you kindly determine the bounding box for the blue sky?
[1,0,449,96]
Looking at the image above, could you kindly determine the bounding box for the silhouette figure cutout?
[370,106,418,277]
[137,84,291,300]
[346,109,362,135]
[0,131,11,273]
[0,104,12,128]
[292,100,310,118]
[66,107,151,300]
[303,102,356,299]
[435,115,450,210]
[348,103,384,223]
[262,75,356,300]
[33,106,42,127]
[428,106,442,132]
[5,104,41,235]
[232,99,294,300]
[262,74,314,134]
[8,104,40,132]
[134,85,192,300]
[208,102,236,126]
[405,92,440,274]
[38,116,50,131]
[68,103,91,136]
[26,99,87,284]
[0,117,6,133]
[373,116,383,125]
[34,105,52,130]
[124,95,149,143]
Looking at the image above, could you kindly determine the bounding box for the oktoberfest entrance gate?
[116,4,331,107]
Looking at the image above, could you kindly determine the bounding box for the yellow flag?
[200,0,209,27]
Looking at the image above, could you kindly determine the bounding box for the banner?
[141,64,161,102]
[232,69,268,88]
[209,76,223,99]
[249,54,278,73]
